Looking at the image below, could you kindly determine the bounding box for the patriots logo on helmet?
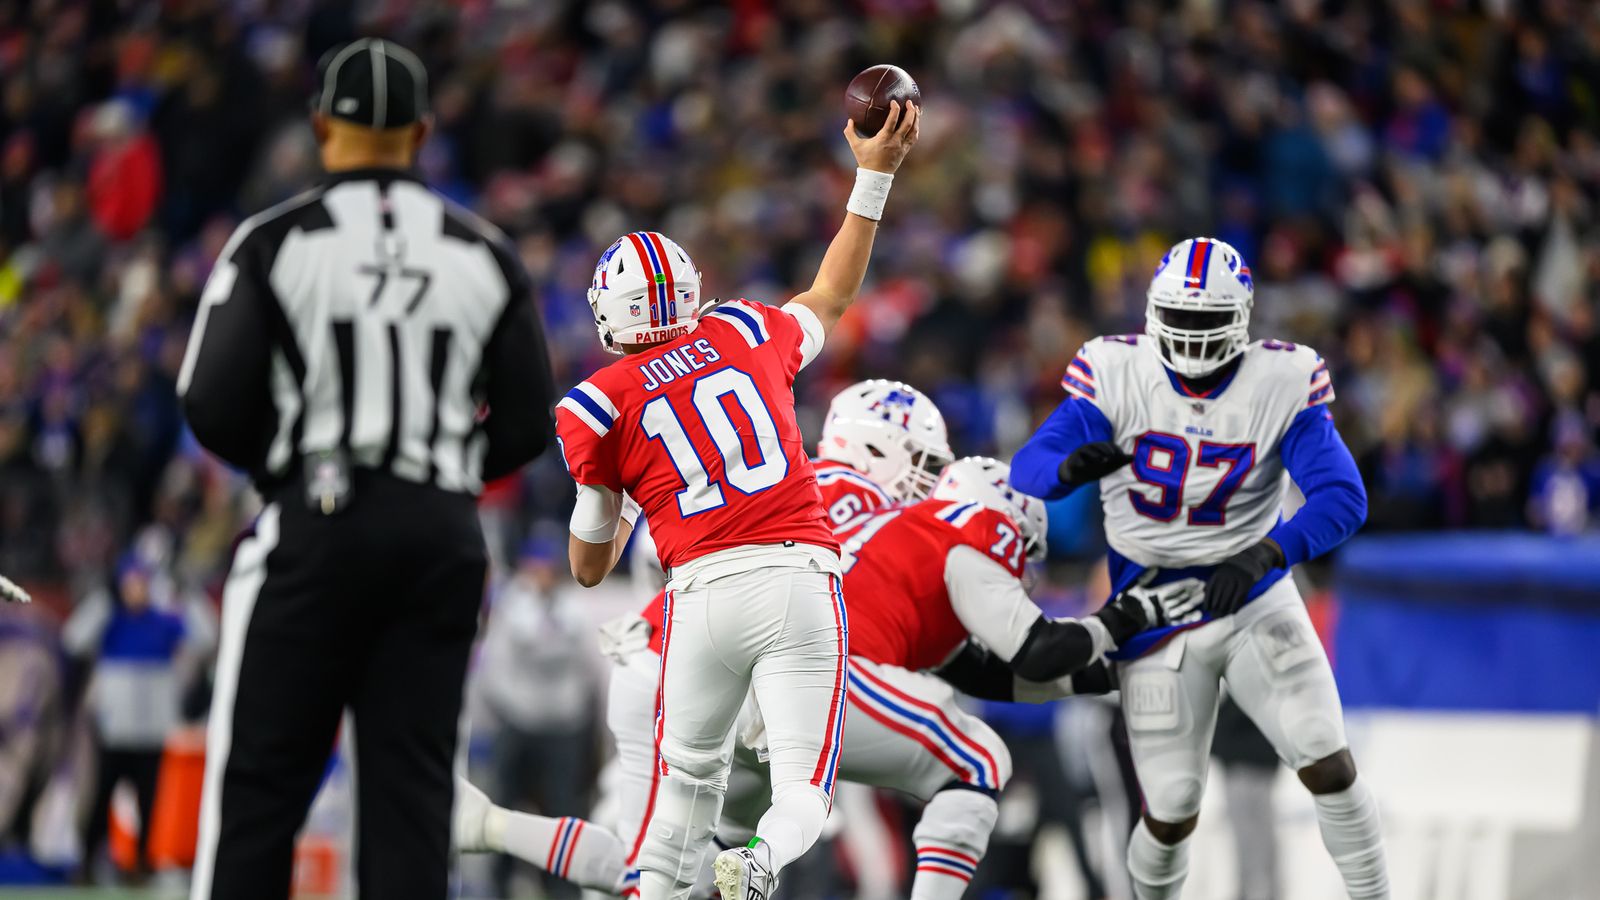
[868,388,918,428]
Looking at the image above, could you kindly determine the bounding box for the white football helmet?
[1146,237,1255,378]
[931,456,1049,561]
[588,232,703,353]
[819,380,952,502]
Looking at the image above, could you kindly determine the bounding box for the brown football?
[845,64,920,137]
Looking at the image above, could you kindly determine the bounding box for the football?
[845,64,921,137]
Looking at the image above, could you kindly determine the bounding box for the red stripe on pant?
[848,661,999,783]
[627,592,672,869]
[847,692,973,783]
[808,575,847,794]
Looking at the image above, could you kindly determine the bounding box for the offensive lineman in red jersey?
[719,458,1175,900]
[553,102,920,900]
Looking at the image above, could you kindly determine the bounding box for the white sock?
[491,809,627,893]
[1312,778,1390,899]
[1127,819,1190,900]
[751,785,830,871]
[910,788,998,900]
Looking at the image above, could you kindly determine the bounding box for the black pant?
[197,472,485,900]
[84,745,162,873]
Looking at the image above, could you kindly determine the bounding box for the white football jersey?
[1064,334,1334,568]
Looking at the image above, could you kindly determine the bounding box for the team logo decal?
[867,388,918,428]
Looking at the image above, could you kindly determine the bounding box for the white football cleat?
[713,844,777,900]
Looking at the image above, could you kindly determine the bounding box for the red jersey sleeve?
[927,501,1029,579]
[701,299,824,382]
[554,378,624,491]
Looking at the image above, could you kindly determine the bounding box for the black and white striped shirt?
[179,169,555,494]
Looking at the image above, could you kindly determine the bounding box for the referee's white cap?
[314,38,429,129]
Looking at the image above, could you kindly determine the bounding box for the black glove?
[1203,539,1285,617]
[1092,585,1168,646]
[1057,441,1134,487]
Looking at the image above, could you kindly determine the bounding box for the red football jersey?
[556,300,838,571]
[839,499,1028,670]
[642,461,892,653]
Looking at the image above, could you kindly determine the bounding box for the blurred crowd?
[1,0,1599,889]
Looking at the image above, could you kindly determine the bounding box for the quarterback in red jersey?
[553,102,921,900]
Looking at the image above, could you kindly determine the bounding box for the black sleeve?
[934,641,1017,702]
[1009,617,1099,683]
[936,640,1118,702]
[179,233,276,473]
[479,239,556,482]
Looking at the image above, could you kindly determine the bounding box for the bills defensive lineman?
[454,379,951,894]
[1011,237,1388,899]
[552,99,920,900]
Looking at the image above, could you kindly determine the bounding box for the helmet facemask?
[1146,300,1251,378]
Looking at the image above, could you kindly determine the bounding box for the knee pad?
[1141,768,1206,824]
[657,735,734,789]
[1278,706,1346,770]
[912,786,1000,862]
[636,775,725,888]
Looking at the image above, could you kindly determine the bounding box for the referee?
[178,39,555,899]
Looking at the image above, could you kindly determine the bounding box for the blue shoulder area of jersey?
[1011,397,1114,500]
[1102,546,1289,661]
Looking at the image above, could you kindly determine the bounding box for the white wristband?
[846,167,894,221]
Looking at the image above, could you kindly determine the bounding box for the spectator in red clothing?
[84,101,163,242]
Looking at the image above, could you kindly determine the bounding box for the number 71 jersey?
[1067,335,1335,568]
[555,299,837,570]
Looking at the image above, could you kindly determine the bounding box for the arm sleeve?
[571,484,640,543]
[479,239,557,481]
[1010,397,1116,500]
[780,302,826,370]
[1267,405,1368,566]
[945,544,1044,660]
[944,544,1114,680]
[177,230,276,473]
[935,641,1117,703]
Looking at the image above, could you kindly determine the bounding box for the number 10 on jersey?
[641,368,789,517]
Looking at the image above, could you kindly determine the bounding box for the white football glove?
[596,613,651,664]
[0,573,30,604]
[1140,577,1206,626]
